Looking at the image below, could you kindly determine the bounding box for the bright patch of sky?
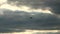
[0,30,59,34]
[0,0,7,4]
[0,0,52,14]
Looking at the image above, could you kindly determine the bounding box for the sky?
[0,0,52,13]
[0,0,60,34]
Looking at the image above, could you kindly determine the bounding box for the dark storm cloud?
[0,9,60,32]
[7,0,60,14]
[45,0,60,14]
[7,0,48,9]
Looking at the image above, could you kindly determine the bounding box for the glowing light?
[0,0,7,4]
[29,9,52,14]
[0,4,20,11]
[20,6,30,11]
[0,4,30,11]
[0,30,59,34]
[0,1,52,14]
[12,30,59,34]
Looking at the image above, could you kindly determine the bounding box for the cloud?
[33,32,60,34]
[7,0,60,14]
[0,9,60,32]
[7,0,47,9]
[45,0,60,14]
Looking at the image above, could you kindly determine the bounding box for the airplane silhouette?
[30,17,32,19]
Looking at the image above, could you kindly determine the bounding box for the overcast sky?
[0,0,60,34]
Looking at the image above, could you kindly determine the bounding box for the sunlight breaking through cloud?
[0,0,60,33]
[0,30,60,34]
[0,0,52,14]
[0,0,7,4]
[0,3,52,14]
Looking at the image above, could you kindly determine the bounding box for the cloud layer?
[0,9,60,32]
[7,0,60,14]
[0,0,60,33]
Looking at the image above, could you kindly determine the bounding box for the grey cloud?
[0,9,60,32]
[7,0,47,9]
[7,0,60,14]
[45,0,60,14]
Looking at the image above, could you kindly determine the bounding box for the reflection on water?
[0,30,60,34]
